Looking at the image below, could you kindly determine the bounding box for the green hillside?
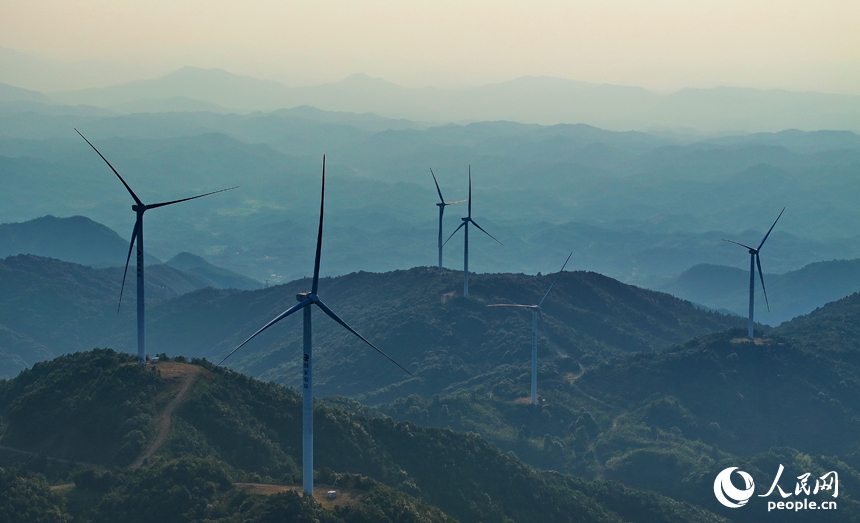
[0,350,728,523]
[773,291,860,358]
[126,266,746,400]
[377,328,860,521]
[0,255,746,395]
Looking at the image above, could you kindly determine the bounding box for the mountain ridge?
[41,66,860,132]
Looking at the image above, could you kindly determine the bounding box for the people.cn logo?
[714,467,756,508]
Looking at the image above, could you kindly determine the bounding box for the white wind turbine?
[217,156,410,497]
[444,167,502,296]
[430,168,465,271]
[77,129,236,366]
[489,253,572,405]
[722,208,785,340]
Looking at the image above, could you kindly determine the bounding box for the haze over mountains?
[1,64,858,132]
[3,53,860,522]
[2,104,859,290]
[3,65,860,329]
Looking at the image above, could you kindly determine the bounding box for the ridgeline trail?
[130,362,208,469]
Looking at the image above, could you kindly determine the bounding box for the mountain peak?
[335,73,400,89]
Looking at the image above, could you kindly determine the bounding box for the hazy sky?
[2,0,859,93]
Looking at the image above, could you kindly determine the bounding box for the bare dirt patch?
[441,291,457,304]
[730,337,773,345]
[130,362,209,468]
[233,483,365,508]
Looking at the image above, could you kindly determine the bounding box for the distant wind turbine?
[76,129,236,366]
[444,166,502,296]
[430,168,465,271]
[489,252,572,405]
[722,208,785,340]
[216,155,410,497]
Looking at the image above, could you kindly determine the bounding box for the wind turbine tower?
[217,156,410,496]
[489,252,572,405]
[430,168,465,271]
[77,129,236,366]
[723,208,784,340]
[444,167,502,296]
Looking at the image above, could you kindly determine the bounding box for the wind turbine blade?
[117,220,139,312]
[469,219,503,245]
[467,166,472,217]
[758,207,785,250]
[146,186,238,209]
[487,304,535,308]
[430,168,445,203]
[721,239,755,250]
[216,298,313,367]
[315,299,412,375]
[445,199,467,205]
[76,128,143,206]
[539,251,573,307]
[443,221,466,246]
[312,155,325,295]
[756,253,770,311]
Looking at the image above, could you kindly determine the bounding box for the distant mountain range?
[1,121,859,290]
[0,215,261,289]
[0,81,51,104]
[0,65,856,132]
[660,259,860,325]
[0,215,161,267]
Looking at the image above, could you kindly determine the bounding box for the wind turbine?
[430,168,465,271]
[216,156,410,497]
[489,252,572,405]
[722,208,785,340]
[76,129,236,366]
[444,166,502,296]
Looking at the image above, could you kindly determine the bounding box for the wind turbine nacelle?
[132,204,144,212]
[297,292,311,302]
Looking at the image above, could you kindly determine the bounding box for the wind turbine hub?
[132,204,143,212]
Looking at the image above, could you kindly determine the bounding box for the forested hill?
[0,350,727,523]
[378,328,860,522]
[117,265,746,401]
[773,290,860,357]
[0,254,250,378]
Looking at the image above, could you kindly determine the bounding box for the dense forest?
[2,331,859,522]
[0,349,738,523]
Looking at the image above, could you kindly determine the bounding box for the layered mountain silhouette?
[661,259,860,325]
[30,66,860,132]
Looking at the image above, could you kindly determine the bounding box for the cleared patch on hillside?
[730,337,774,345]
[233,483,365,507]
[130,361,211,468]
